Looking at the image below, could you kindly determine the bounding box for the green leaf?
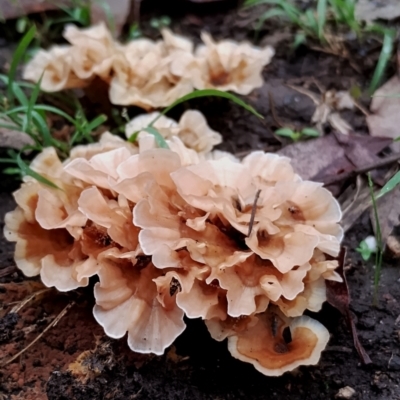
[275,127,295,138]
[16,153,60,189]
[356,241,373,261]
[151,89,263,127]
[301,127,320,137]
[8,25,36,104]
[71,6,91,25]
[377,170,400,199]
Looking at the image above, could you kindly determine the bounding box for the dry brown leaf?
[367,75,400,152]
[91,0,131,35]
[0,125,35,150]
[0,0,68,20]
[278,133,392,186]
[356,0,400,22]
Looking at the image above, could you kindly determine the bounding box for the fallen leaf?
[355,0,400,23]
[326,248,372,365]
[367,75,400,152]
[254,79,316,123]
[90,0,131,36]
[0,0,69,20]
[278,132,392,191]
[0,125,35,150]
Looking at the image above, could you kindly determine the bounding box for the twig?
[11,288,53,314]
[268,92,285,129]
[248,190,261,237]
[320,152,400,186]
[0,266,17,278]
[1,302,75,367]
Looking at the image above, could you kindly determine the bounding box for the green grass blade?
[377,171,400,199]
[244,0,281,7]
[304,9,319,34]
[30,111,52,146]
[0,75,29,106]
[367,173,383,306]
[151,89,263,127]
[7,25,36,104]
[127,126,169,149]
[316,0,327,40]
[16,152,60,189]
[144,127,169,149]
[85,114,108,133]
[255,8,288,32]
[369,30,395,94]
[22,75,43,133]
[32,105,77,124]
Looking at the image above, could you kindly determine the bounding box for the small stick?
[11,288,53,314]
[320,152,400,186]
[0,266,17,278]
[268,92,285,129]
[1,302,75,367]
[248,190,261,237]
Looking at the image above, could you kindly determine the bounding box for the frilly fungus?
[5,125,342,376]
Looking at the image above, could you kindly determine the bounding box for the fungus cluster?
[23,23,275,109]
[4,116,343,376]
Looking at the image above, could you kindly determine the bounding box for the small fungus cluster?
[5,113,343,376]
[23,23,275,110]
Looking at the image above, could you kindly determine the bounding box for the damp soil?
[1,1,400,399]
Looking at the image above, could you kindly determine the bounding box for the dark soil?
[1,1,400,400]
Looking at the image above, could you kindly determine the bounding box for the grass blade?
[255,8,288,33]
[316,0,327,40]
[367,173,383,306]
[85,114,108,133]
[7,25,36,104]
[369,29,395,94]
[377,170,400,199]
[244,0,281,7]
[150,89,263,127]
[144,127,169,149]
[16,153,60,189]
[22,75,43,133]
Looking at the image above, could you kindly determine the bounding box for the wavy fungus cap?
[227,310,330,376]
[63,22,117,81]
[5,131,342,376]
[125,110,222,154]
[23,46,86,92]
[191,33,275,94]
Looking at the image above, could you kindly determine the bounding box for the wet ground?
[1,1,400,399]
